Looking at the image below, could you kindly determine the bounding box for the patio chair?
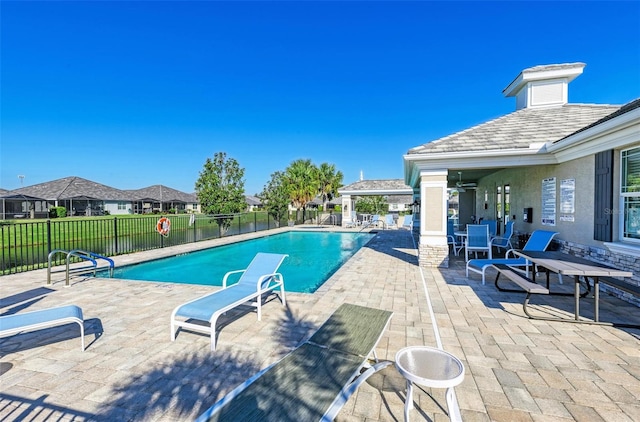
[447,220,464,256]
[195,303,393,422]
[466,230,558,284]
[401,214,413,230]
[345,211,360,228]
[384,214,396,229]
[0,305,85,351]
[369,214,382,228]
[465,224,492,261]
[481,219,497,239]
[491,220,514,253]
[171,253,288,351]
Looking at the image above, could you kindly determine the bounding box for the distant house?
[245,195,263,212]
[127,185,199,214]
[0,190,49,220]
[8,176,133,216]
[1,176,201,218]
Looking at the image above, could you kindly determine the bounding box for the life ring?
[157,217,171,236]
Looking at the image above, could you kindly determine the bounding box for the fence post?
[46,219,52,255]
[193,215,197,242]
[160,215,165,248]
[114,217,119,254]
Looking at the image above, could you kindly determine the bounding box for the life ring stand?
[157,217,171,237]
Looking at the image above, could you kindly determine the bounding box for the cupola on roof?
[502,62,586,110]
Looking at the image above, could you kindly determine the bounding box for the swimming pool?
[101,231,374,293]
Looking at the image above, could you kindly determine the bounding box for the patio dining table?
[513,250,633,325]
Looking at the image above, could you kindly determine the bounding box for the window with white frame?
[118,202,127,210]
[621,147,640,241]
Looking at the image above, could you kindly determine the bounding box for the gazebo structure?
[338,179,414,227]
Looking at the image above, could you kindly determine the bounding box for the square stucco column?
[341,195,352,228]
[418,170,449,268]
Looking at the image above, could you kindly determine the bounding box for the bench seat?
[492,264,549,320]
[599,277,640,297]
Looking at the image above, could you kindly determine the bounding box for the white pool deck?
[1,227,639,421]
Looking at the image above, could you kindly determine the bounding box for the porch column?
[418,170,449,268]
[341,195,352,227]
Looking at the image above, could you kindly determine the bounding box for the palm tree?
[284,159,318,222]
[317,163,344,211]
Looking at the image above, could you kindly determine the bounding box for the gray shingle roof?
[245,195,262,206]
[10,176,133,201]
[407,104,620,154]
[557,98,640,142]
[340,179,412,192]
[127,185,197,203]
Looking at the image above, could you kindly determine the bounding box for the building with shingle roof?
[338,179,414,219]
[8,176,133,216]
[1,176,200,218]
[403,62,640,286]
[244,195,263,211]
[127,185,199,214]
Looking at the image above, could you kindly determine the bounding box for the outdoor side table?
[395,346,465,422]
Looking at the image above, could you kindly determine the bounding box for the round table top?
[395,346,465,388]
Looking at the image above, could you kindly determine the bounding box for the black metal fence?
[0,211,319,275]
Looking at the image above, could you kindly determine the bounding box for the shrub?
[49,207,67,218]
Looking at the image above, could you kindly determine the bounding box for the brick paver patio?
[1,228,639,421]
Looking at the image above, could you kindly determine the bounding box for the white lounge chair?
[0,305,85,351]
[171,253,288,351]
[466,230,558,284]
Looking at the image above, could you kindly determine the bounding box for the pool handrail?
[47,249,114,286]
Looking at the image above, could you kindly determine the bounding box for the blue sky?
[2,1,639,195]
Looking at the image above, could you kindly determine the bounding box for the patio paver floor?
[1,228,639,421]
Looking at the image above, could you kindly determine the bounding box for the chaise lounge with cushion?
[466,230,558,284]
[195,303,393,421]
[0,305,86,351]
[171,252,288,351]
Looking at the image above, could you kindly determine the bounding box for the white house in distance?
[403,63,640,297]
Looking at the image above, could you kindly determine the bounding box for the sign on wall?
[541,177,556,226]
[560,178,575,222]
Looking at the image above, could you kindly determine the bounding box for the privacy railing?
[0,211,314,275]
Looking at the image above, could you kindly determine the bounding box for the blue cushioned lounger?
[171,253,288,351]
[466,230,558,284]
[0,305,85,351]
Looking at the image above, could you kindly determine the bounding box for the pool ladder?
[47,249,114,286]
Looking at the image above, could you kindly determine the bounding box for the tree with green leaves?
[195,152,246,232]
[284,159,318,222]
[259,171,290,226]
[317,162,343,211]
[355,195,387,215]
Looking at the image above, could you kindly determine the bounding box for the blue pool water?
[101,231,374,293]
